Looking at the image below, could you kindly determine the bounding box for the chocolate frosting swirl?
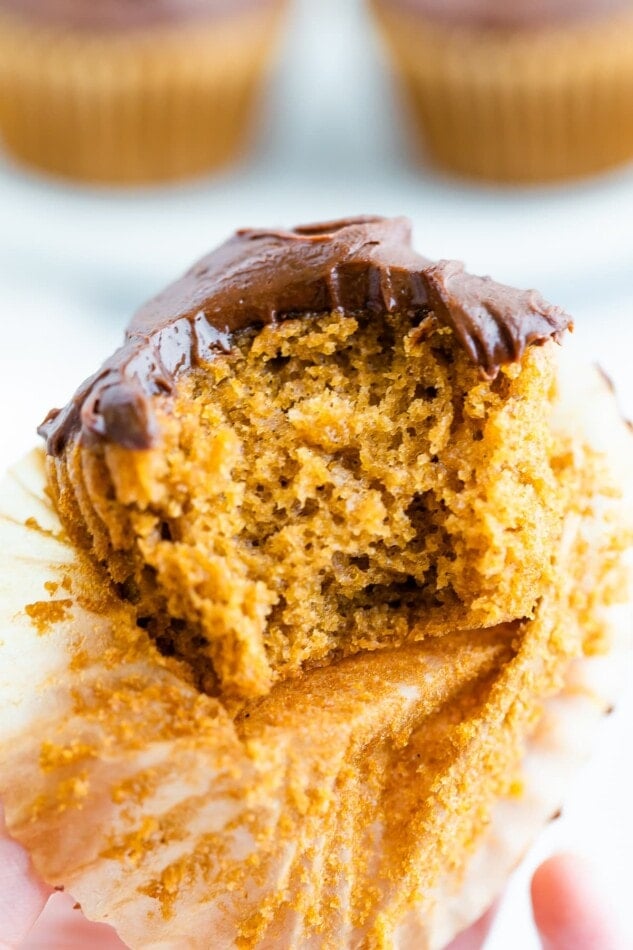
[39,216,571,454]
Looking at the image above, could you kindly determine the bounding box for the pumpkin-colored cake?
[40,217,571,700]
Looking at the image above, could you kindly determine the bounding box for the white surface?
[0,0,631,946]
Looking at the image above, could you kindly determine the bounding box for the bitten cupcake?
[368,0,633,183]
[0,0,287,184]
[0,218,631,948]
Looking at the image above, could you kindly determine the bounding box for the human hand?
[446,853,627,950]
[0,807,51,949]
[0,806,123,949]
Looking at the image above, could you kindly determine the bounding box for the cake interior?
[54,309,564,698]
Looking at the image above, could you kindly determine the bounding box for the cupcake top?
[0,0,266,30]
[39,216,570,454]
[381,0,633,28]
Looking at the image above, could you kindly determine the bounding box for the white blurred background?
[0,1,631,947]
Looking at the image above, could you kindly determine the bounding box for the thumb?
[0,806,52,948]
[531,854,627,950]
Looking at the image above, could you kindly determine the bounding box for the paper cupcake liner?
[370,4,633,183]
[0,360,631,949]
[0,4,286,184]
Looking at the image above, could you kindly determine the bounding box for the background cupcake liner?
[370,3,633,183]
[0,3,286,185]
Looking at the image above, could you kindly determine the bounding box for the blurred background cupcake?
[0,0,288,185]
[368,0,633,183]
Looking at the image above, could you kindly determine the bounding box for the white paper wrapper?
[0,361,631,950]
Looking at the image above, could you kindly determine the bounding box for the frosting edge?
[38,216,572,454]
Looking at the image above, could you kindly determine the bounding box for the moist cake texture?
[40,217,571,699]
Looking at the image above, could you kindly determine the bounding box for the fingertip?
[444,900,501,950]
[531,853,625,950]
[24,892,129,949]
[0,802,52,945]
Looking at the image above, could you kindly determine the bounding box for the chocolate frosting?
[39,216,571,454]
[382,0,633,29]
[0,0,264,31]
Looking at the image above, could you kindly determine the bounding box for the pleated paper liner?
[369,3,633,183]
[0,359,631,949]
[0,2,286,185]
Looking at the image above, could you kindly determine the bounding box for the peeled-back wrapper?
[0,359,631,949]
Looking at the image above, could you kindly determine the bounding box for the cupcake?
[368,0,633,183]
[0,0,287,184]
[0,217,631,948]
